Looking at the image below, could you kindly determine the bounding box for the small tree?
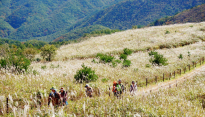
[149,51,168,66]
[41,45,57,61]
[178,54,183,59]
[74,64,98,83]
[23,48,38,61]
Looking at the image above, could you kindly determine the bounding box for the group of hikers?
[48,79,137,106]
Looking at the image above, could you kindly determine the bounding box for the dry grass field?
[0,22,205,116]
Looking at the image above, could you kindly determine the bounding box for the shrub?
[123,60,131,67]
[41,65,46,69]
[96,53,114,63]
[178,54,183,59]
[165,30,170,34]
[149,51,168,66]
[74,64,98,83]
[123,48,133,55]
[119,54,127,60]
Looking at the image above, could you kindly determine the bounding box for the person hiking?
[112,81,118,97]
[117,79,124,94]
[85,84,93,97]
[130,81,137,95]
[59,87,68,106]
[48,87,61,106]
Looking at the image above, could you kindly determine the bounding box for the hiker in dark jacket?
[59,87,67,106]
[85,84,93,97]
[48,87,61,106]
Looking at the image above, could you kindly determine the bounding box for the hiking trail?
[134,64,205,96]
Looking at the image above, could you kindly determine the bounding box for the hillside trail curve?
[133,64,205,96]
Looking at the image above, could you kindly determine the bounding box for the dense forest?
[72,0,205,30]
[149,4,205,26]
[0,0,125,41]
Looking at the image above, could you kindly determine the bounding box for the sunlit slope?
[56,22,205,60]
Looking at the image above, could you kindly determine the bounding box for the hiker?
[85,84,93,97]
[59,87,67,106]
[48,87,61,106]
[130,81,137,95]
[117,79,124,94]
[112,81,118,96]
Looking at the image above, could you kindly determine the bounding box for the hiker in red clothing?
[59,87,68,106]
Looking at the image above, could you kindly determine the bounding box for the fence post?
[155,76,158,83]
[180,69,181,76]
[193,62,195,68]
[169,73,171,80]
[184,67,186,73]
[200,60,201,65]
[146,78,148,87]
[176,80,177,87]
[7,97,8,113]
[163,73,165,81]
[195,62,197,67]
[109,86,110,97]
[174,71,175,78]
[189,64,190,71]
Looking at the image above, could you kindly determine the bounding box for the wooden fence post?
[193,62,195,68]
[109,86,110,97]
[180,69,181,76]
[184,67,186,73]
[169,73,171,80]
[195,62,197,67]
[146,78,148,87]
[6,97,8,114]
[163,73,165,81]
[189,64,190,71]
[200,60,201,65]
[174,71,175,78]
[155,76,158,83]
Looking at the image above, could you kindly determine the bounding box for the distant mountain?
[73,0,205,30]
[0,0,125,41]
[53,25,109,42]
[149,4,205,26]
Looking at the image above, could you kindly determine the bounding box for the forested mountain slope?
[149,4,205,26]
[73,0,205,30]
[0,0,125,41]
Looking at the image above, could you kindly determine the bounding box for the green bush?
[149,51,168,66]
[178,54,183,59]
[74,64,98,83]
[0,59,7,68]
[96,53,114,63]
[165,30,170,34]
[123,48,133,55]
[120,54,127,60]
[41,65,46,69]
[123,60,131,67]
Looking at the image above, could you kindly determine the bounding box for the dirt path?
[135,64,205,96]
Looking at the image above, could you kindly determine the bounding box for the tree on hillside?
[40,45,57,61]
[23,48,38,61]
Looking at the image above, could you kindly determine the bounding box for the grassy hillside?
[56,22,205,60]
[150,4,205,26]
[72,0,205,30]
[0,0,125,41]
[0,22,205,116]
